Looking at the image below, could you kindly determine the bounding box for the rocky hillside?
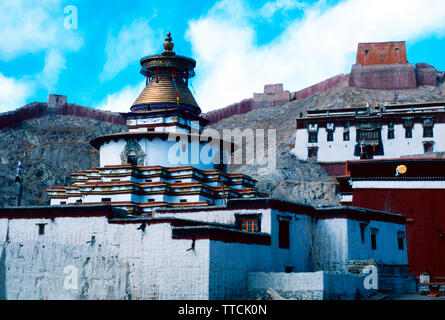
[0,113,126,207]
[1,79,444,208]
[210,79,445,205]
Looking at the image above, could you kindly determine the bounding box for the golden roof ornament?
[162,32,174,55]
[131,32,200,114]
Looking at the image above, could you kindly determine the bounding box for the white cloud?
[99,19,156,82]
[0,1,83,60]
[36,49,67,92]
[0,1,83,112]
[97,82,145,113]
[0,73,34,112]
[259,0,305,18]
[186,0,445,112]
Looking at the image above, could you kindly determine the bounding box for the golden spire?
[162,32,174,55]
[131,32,200,114]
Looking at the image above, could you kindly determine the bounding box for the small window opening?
[278,218,290,249]
[308,132,318,143]
[180,199,187,203]
[101,198,111,203]
[424,142,433,153]
[423,127,433,138]
[308,147,318,160]
[398,231,405,250]
[241,219,259,232]
[360,223,366,244]
[405,128,412,139]
[371,228,378,250]
[38,224,46,235]
[388,129,395,139]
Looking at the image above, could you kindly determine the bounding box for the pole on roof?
[15,161,23,206]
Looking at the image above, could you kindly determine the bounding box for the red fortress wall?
[0,94,126,129]
[349,41,438,90]
[356,41,408,66]
[205,74,349,124]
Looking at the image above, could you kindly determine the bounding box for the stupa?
[47,33,267,214]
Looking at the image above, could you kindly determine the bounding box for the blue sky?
[0,0,444,113]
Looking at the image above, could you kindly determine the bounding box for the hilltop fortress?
[204,41,444,124]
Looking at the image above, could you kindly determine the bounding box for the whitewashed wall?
[294,123,444,162]
[0,216,211,300]
[346,219,407,265]
[99,137,225,171]
[247,271,372,300]
[0,206,409,300]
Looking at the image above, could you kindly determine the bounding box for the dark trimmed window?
[405,128,412,139]
[101,198,111,202]
[360,223,366,244]
[388,130,395,139]
[371,228,378,250]
[388,121,395,139]
[424,142,433,153]
[236,214,261,233]
[343,121,350,141]
[37,224,46,235]
[278,217,290,249]
[308,147,318,160]
[398,232,405,250]
[308,132,318,143]
[327,132,334,142]
[423,127,433,138]
[241,219,259,232]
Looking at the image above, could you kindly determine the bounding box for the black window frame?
[405,128,412,139]
[423,127,433,138]
[307,147,318,160]
[398,231,405,250]
[360,223,367,244]
[278,217,291,249]
[327,131,334,142]
[235,214,261,233]
[37,223,46,235]
[308,132,318,143]
[371,228,378,250]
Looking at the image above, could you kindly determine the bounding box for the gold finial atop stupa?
[162,32,174,55]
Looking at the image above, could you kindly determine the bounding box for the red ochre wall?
[319,162,347,177]
[356,42,408,66]
[352,188,445,280]
[0,102,126,129]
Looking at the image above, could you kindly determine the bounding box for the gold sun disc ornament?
[396,165,407,175]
